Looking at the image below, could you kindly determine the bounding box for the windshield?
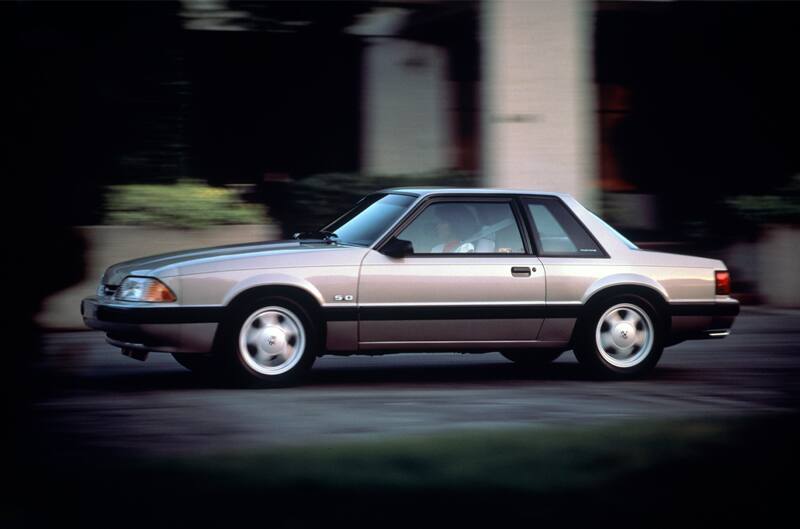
[323,193,416,246]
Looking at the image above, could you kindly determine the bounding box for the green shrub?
[104,181,266,229]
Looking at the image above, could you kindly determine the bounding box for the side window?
[524,198,603,256]
[396,201,526,254]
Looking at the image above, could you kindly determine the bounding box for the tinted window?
[524,197,602,256]
[325,194,415,246]
[397,201,525,254]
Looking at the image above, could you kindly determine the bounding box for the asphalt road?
[30,308,800,457]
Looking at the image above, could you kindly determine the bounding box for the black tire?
[501,349,564,368]
[172,353,214,375]
[573,294,665,379]
[217,295,319,387]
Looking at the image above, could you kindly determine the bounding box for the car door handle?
[511,266,532,277]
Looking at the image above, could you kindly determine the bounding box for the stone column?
[362,37,451,175]
[482,0,596,203]
[352,8,452,176]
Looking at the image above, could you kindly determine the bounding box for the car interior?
[398,202,526,254]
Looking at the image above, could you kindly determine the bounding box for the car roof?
[379,187,574,199]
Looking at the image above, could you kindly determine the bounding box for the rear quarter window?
[524,197,603,257]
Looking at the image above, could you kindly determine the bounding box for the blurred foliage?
[727,175,800,226]
[104,181,267,228]
[271,171,480,235]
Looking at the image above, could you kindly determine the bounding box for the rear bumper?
[668,299,739,341]
[81,296,222,354]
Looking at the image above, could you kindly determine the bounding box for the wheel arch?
[573,278,672,343]
[222,272,325,308]
[225,283,323,315]
[581,273,670,305]
[213,281,326,354]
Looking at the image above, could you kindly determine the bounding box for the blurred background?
[8,0,800,329]
[5,1,800,526]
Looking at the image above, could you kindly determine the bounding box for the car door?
[357,196,546,349]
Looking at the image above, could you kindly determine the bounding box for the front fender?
[222,272,326,307]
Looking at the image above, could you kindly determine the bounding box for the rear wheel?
[573,294,664,378]
[219,296,318,386]
[501,349,564,368]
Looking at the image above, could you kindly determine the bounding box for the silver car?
[82,188,739,385]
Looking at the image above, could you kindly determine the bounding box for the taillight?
[715,270,731,295]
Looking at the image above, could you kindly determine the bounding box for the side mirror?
[381,238,414,258]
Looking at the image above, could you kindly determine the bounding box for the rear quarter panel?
[540,252,723,342]
[541,259,715,303]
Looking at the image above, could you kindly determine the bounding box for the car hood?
[101,240,367,285]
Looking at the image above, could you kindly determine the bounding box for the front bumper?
[81,296,223,354]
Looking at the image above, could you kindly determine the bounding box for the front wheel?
[220,296,318,386]
[573,294,664,379]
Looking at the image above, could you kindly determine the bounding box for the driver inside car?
[430,204,477,253]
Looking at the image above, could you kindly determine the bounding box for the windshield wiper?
[292,230,340,242]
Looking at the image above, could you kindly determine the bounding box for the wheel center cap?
[262,328,286,354]
[613,322,636,348]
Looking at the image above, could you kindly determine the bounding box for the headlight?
[115,277,177,302]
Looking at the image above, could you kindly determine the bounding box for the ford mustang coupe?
[82,188,739,385]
